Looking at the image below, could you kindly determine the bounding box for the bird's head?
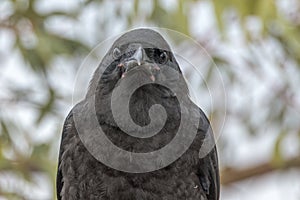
[88,28,188,98]
[109,29,180,84]
[86,28,191,140]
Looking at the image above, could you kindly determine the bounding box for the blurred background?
[0,0,300,199]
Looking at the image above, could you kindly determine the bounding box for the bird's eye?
[113,47,121,59]
[158,51,169,64]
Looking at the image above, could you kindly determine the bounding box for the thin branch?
[0,21,16,31]
[221,157,300,186]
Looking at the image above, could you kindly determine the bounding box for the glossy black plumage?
[56,29,220,200]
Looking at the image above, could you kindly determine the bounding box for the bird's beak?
[131,46,144,66]
[118,46,160,81]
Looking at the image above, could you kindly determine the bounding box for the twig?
[221,157,300,185]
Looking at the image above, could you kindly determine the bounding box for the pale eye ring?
[113,47,121,59]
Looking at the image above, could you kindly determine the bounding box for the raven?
[56,28,220,200]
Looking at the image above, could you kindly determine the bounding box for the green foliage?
[0,0,90,198]
[212,0,277,34]
[149,0,189,35]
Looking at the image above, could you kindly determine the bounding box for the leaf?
[255,0,277,21]
[18,43,47,72]
[232,0,257,18]
[0,121,11,145]
[149,0,190,36]
[211,0,226,32]
[31,143,50,160]
[272,131,287,166]
[35,87,56,124]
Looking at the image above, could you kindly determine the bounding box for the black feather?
[56,28,220,200]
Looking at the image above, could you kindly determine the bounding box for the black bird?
[56,28,220,200]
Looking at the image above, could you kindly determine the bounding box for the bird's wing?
[198,145,220,200]
[197,109,220,200]
[56,110,74,200]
